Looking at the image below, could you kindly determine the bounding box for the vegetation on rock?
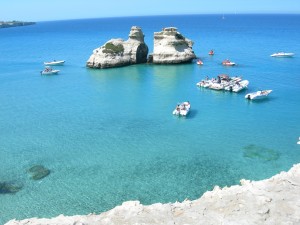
[103,42,124,54]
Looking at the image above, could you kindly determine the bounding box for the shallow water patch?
[243,144,280,161]
[0,181,23,194]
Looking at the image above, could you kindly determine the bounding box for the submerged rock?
[0,182,22,194]
[151,27,196,64]
[28,165,50,180]
[86,26,148,69]
[243,144,280,161]
[5,164,300,224]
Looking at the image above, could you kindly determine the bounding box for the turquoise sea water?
[0,14,300,224]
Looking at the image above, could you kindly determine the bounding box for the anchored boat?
[270,52,294,57]
[245,90,272,100]
[44,60,65,66]
[40,66,60,75]
[173,102,191,116]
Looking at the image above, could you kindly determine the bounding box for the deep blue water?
[0,14,300,224]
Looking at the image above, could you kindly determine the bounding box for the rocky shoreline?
[0,21,35,29]
[5,163,300,225]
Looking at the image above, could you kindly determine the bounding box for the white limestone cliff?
[86,26,148,69]
[150,27,196,64]
[5,163,300,225]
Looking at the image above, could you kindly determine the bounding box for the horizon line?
[33,12,300,23]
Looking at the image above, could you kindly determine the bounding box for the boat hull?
[41,70,60,75]
[232,80,249,92]
[270,53,294,57]
[245,90,272,100]
[44,60,65,66]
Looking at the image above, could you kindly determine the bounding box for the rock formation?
[150,27,196,64]
[86,26,148,69]
[5,164,300,225]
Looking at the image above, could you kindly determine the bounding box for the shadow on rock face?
[28,165,51,180]
[0,182,23,194]
[243,144,280,161]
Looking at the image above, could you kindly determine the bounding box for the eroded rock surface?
[151,27,196,64]
[5,164,300,225]
[86,26,148,69]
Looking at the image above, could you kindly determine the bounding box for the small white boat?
[173,102,191,116]
[196,60,203,65]
[196,80,212,88]
[270,52,294,57]
[222,59,236,66]
[44,60,65,66]
[297,137,300,145]
[232,80,249,92]
[245,90,272,100]
[41,66,60,75]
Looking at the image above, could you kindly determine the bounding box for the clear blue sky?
[1,0,300,21]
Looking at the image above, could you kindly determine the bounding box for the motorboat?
[196,80,212,88]
[270,52,294,57]
[210,83,224,90]
[297,137,300,145]
[231,80,249,92]
[223,77,243,91]
[40,66,60,75]
[209,50,214,55]
[196,60,203,65]
[44,60,65,66]
[245,90,272,100]
[222,59,236,66]
[173,102,191,116]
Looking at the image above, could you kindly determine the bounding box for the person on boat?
[223,59,230,64]
[176,105,180,111]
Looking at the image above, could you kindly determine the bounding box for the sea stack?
[86,26,148,69]
[150,27,196,64]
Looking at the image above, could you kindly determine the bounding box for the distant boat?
[245,90,272,100]
[208,50,214,55]
[44,60,65,66]
[297,137,300,145]
[196,60,203,65]
[270,52,294,57]
[222,59,236,66]
[41,66,60,75]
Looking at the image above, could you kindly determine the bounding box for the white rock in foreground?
[6,164,300,225]
[151,27,196,64]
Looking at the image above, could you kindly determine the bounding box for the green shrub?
[103,42,124,54]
